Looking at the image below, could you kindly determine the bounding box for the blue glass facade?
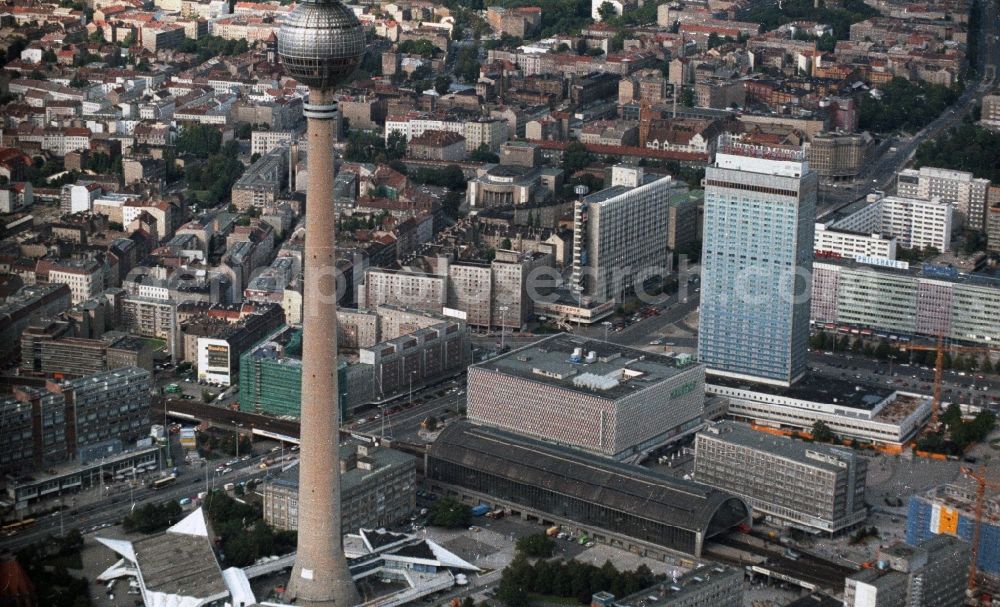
[698,152,817,386]
[907,494,1000,576]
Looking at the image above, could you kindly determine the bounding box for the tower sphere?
[278,0,366,90]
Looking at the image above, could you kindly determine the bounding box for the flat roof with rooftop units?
[476,333,699,401]
[707,372,932,447]
[468,333,706,460]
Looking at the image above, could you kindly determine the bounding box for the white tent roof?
[96,537,137,563]
[167,507,209,537]
[222,567,257,607]
[425,539,480,572]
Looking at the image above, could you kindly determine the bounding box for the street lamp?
[409,370,417,407]
[499,306,509,352]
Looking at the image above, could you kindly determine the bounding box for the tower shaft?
[287,87,360,607]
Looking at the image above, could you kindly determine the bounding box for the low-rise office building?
[610,564,744,607]
[263,441,416,532]
[693,421,868,534]
[707,374,931,448]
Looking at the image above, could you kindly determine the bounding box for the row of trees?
[409,164,466,190]
[913,122,1000,183]
[859,77,961,133]
[426,497,473,528]
[123,500,183,534]
[197,430,252,458]
[177,123,223,158]
[184,140,245,206]
[204,491,297,567]
[741,0,878,40]
[515,533,555,557]
[177,36,250,62]
[498,556,662,606]
[16,530,92,607]
[344,130,406,164]
[919,406,996,454]
[810,331,999,373]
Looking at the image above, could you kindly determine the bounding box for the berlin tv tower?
[277,0,365,604]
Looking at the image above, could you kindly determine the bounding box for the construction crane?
[897,338,1000,427]
[959,466,1000,602]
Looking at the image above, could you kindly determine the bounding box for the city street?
[0,446,273,553]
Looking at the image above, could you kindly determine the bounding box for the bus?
[151,476,177,490]
[1,518,36,536]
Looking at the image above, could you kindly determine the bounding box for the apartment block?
[571,166,676,303]
[0,367,151,477]
[805,131,874,183]
[814,223,897,260]
[231,147,288,210]
[250,130,299,157]
[359,268,447,314]
[981,93,1000,130]
[0,284,72,362]
[897,166,990,232]
[828,193,953,253]
[694,421,867,534]
[907,483,1000,577]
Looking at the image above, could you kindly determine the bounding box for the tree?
[811,420,835,442]
[89,27,105,43]
[42,48,57,63]
[397,39,438,58]
[470,144,500,163]
[443,190,463,219]
[426,497,472,528]
[516,533,555,557]
[177,123,223,158]
[941,402,963,429]
[454,44,481,82]
[679,86,695,107]
[597,1,617,21]
[576,38,588,55]
[561,141,592,174]
[385,130,407,161]
[434,75,452,95]
[501,237,513,250]
[611,30,627,52]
